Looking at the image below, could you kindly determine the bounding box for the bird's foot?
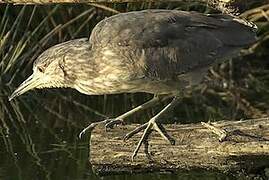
[124,118,175,161]
[78,118,124,139]
[78,95,167,139]
[78,95,173,140]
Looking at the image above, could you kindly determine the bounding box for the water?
[0,87,240,180]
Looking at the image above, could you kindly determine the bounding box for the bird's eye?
[37,66,45,73]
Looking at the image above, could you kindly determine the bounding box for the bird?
[9,9,257,160]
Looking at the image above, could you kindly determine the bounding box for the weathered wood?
[90,117,269,175]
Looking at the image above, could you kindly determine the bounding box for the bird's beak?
[9,74,39,101]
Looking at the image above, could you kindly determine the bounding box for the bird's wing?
[90,10,256,80]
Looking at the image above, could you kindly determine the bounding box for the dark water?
[0,88,239,180]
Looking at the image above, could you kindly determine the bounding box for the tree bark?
[90,117,269,176]
[0,0,248,15]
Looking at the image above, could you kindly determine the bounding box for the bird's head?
[9,38,90,101]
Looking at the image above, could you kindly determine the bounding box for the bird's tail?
[233,17,258,32]
[207,13,258,32]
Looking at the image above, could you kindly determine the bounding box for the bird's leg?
[104,95,172,129]
[78,95,172,138]
[124,96,181,160]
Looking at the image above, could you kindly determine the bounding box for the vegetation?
[0,2,268,179]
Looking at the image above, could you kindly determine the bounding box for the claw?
[105,119,124,131]
[78,118,125,138]
[78,130,86,139]
[78,123,96,139]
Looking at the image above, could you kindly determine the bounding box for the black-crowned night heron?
[9,9,257,160]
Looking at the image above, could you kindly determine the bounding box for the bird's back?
[91,10,256,48]
[84,10,257,95]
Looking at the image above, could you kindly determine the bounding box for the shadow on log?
[90,117,269,176]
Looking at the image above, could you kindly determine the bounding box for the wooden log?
[90,117,269,176]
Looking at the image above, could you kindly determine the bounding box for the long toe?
[78,122,98,139]
[153,122,175,145]
[123,123,148,141]
[104,118,125,131]
[79,119,113,138]
[131,120,175,160]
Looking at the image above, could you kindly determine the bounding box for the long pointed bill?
[9,74,39,101]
